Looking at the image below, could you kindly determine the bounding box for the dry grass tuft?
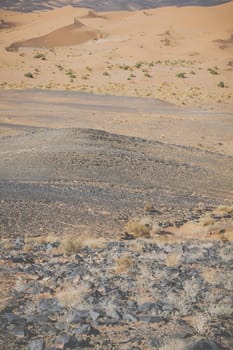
[114,253,134,274]
[58,235,106,255]
[216,205,233,214]
[202,267,217,284]
[165,252,181,267]
[200,214,215,227]
[144,201,153,212]
[59,235,83,255]
[191,314,209,335]
[0,297,9,312]
[56,283,89,308]
[125,219,151,238]
[82,237,106,250]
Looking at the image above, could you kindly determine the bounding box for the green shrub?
[176,72,186,78]
[217,81,225,88]
[208,68,218,75]
[24,72,34,78]
[34,53,46,60]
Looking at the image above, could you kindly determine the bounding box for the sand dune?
[6,19,104,50]
[0,2,232,108]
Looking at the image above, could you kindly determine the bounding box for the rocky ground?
[1,0,231,12]
[0,206,233,350]
[0,126,232,349]
[0,88,232,350]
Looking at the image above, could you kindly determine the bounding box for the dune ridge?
[6,19,104,50]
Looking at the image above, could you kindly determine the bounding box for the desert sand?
[0,2,233,108]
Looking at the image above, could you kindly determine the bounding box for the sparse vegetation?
[200,214,215,226]
[217,81,225,88]
[144,201,153,212]
[66,69,76,79]
[56,64,64,71]
[103,71,109,76]
[165,252,181,266]
[216,205,233,214]
[115,253,134,274]
[81,74,89,80]
[59,235,83,255]
[56,283,89,308]
[135,62,143,68]
[24,72,34,78]
[34,53,46,60]
[119,64,130,70]
[208,67,218,75]
[144,72,152,78]
[176,72,186,78]
[125,219,150,238]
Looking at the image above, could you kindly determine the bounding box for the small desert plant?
[208,67,218,75]
[144,72,152,78]
[192,314,209,335]
[115,253,134,274]
[176,72,186,78]
[66,69,76,79]
[56,283,89,308]
[200,214,215,226]
[24,72,33,78]
[144,201,153,212]
[217,81,225,88]
[165,252,181,267]
[56,64,64,71]
[125,219,150,238]
[86,66,92,72]
[34,53,46,60]
[216,205,233,214]
[103,71,109,76]
[119,64,130,70]
[59,235,83,255]
[135,62,143,68]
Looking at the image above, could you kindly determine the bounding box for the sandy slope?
[0,2,232,108]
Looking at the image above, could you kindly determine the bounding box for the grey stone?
[74,324,99,336]
[46,243,53,251]
[89,310,100,321]
[187,340,225,350]
[138,302,161,313]
[139,315,164,323]
[55,334,79,349]
[38,298,62,313]
[15,236,24,246]
[4,312,26,325]
[27,339,45,350]
[123,313,138,322]
[11,326,27,338]
[69,310,89,323]
[148,338,160,348]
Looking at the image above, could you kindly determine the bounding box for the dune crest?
[6,19,104,50]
